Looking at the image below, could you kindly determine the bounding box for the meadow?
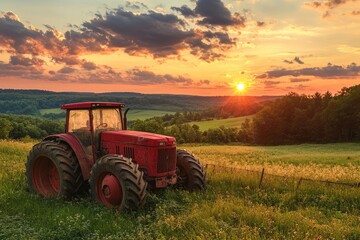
[126,109,175,121]
[188,115,253,131]
[0,140,359,239]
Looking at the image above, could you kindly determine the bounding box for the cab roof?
[61,102,125,110]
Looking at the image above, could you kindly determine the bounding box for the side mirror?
[124,108,130,130]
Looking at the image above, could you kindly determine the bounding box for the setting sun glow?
[236,83,245,92]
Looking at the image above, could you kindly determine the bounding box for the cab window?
[92,108,122,131]
[92,108,122,149]
[68,110,92,155]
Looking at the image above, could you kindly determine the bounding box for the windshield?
[92,108,122,131]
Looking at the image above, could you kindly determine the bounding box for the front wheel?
[175,149,206,191]
[89,155,147,211]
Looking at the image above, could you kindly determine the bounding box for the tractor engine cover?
[101,130,177,184]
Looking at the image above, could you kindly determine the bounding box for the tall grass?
[0,140,359,239]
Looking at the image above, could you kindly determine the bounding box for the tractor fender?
[44,134,92,180]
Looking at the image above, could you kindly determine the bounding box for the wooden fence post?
[296,177,303,191]
[259,168,265,188]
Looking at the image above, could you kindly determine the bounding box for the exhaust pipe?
[123,108,130,130]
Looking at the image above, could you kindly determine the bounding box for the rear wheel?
[25,140,83,198]
[175,149,206,191]
[89,155,147,211]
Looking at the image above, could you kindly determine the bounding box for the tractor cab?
[61,102,125,158]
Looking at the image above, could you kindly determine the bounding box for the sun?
[236,82,246,92]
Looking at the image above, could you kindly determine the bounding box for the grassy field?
[0,141,359,239]
[39,108,63,115]
[127,109,175,121]
[188,115,253,131]
[39,108,174,121]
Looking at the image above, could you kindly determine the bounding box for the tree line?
[1,85,359,145]
[130,85,360,145]
[0,114,64,140]
[252,85,360,144]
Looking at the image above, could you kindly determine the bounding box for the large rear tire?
[25,140,83,199]
[89,155,147,211]
[175,149,206,191]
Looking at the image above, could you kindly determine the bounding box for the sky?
[0,0,359,96]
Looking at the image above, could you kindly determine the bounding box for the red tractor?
[25,102,206,210]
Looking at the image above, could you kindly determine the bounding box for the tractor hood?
[101,130,176,147]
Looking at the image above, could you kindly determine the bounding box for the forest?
[131,85,360,144]
[0,85,359,145]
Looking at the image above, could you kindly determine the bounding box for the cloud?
[0,5,242,64]
[264,80,281,88]
[81,61,97,70]
[52,56,81,65]
[171,5,197,17]
[286,84,309,90]
[58,67,76,74]
[0,61,44,78]
[293,57,304,64]
[10,55,45,66]
[283,57,305,64]
[306,0,356,9]
[290,78,311,83]
[79,8,237,61]
[125,1,148,10]
[83,9,192,57]
[0,7,246,86]
[195,0,246,27]
[256,21,266,27]
[305,0,358,17]
[126,68,193,85]
[258,63,360,79]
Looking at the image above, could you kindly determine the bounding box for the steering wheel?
[96,123,108,129]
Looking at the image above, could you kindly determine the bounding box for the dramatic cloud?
[126,68,193,85]
[0,8,239,63]
[171,5,197,17]
[0,3,247,87]
[0,61,44,78]
[195,0,246,27]
[10,55,45,67]
[46,66,211,87]
[82,8,237,61]
[258,63,360,79]
[83,9,191,57]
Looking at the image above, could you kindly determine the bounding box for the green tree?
[0,118,12,139]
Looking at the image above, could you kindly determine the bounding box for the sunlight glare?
[236,82,245,92]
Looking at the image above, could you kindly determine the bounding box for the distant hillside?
[0,89,280,117]
[188,115,254,131]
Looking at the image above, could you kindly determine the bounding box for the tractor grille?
[124,147,135,160]
[157,148,176,173]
